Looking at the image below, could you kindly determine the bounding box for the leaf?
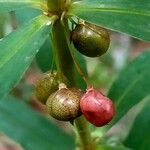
[105,49,150,130]
[15,8,55,72]
[16,8,41,25]
[0,0,45,13]
[124,101,150,150]
[15,8,53,72]
[73,47,87,75]
[0,15,51,99]
[71,0,150,42]
[0,96,75,150]
[36,37,56,72]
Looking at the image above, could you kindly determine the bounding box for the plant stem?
[51,18,96,150]
[61,20,91,87]
[51,20,76,84]
[74,117,96,150]
[47,0,66,12]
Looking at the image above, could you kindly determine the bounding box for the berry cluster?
[35,72,115,127]
[35,21,115,127]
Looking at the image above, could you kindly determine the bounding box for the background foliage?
[0,0,150,149]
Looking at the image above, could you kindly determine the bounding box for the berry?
[80,88,115,127]
[35,71,69,104]
[46,88,83,121]
[71,21,110,57]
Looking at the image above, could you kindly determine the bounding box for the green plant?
[0,0,150,150]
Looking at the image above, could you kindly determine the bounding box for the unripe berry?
[71,21,110,57]
[35,71,69,104]
[80,88,115,127]
[46,88,83,121]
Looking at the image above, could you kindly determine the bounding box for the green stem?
[51,19,96,150]
[51,20,76,85]
[60,20,91,86]
[47,0,66,12]
[75,117,96,150]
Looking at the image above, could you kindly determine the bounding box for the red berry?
[80,88,115,127]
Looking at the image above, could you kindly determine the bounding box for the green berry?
[46,88,83,121]
[71,21,110,57]
[35,71,69,104]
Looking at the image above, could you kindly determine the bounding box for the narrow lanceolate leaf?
[15,8,54,72]
[0,0,46,12]
[16,8,41,25]
[124,101,150,150]
[0,96,75,150]
[71,0,150,42]
[0,15,51,99]
[106,49,150,129]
